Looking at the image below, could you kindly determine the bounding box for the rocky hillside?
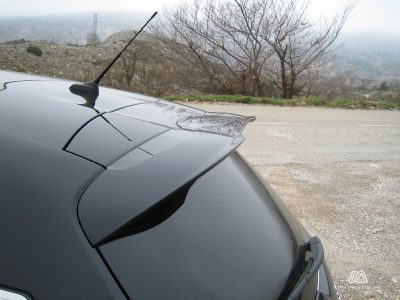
[0,31,209,96]
[1,39,102,80]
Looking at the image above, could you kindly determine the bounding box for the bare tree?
[262,0,354,98]
[154,0,272,95]
[121,46,143,87]
[155,0,354,98]
[314,68,353,100]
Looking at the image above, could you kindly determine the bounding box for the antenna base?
[69,80,99,107]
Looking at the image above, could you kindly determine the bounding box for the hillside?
[0,12,399,100]
[0,31,209,96]
[1,12,399,89]
[335,33,400,85]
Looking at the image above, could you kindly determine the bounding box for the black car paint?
[0,71,336,299]
[0,130,125,299]
[0,79,164,149]
[66,113,168,166]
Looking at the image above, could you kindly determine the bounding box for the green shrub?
[27,45,43,57]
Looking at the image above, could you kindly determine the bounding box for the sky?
[0,0,399,37]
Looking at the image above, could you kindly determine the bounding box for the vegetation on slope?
[166,95,400,109]
[0,29,399,109]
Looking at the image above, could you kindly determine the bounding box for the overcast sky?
[0,0,399,37]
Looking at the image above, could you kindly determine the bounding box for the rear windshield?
[100,152,297,300]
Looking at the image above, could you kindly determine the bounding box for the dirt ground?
[189,103,400,300]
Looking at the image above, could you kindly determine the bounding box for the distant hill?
[334,33,400,85]
[0,12,146,45]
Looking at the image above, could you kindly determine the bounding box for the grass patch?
[164,94,400,110]
[327,99,352,108]
[305,97,328,106]
[166,94,259,104]
[260,98,302,106]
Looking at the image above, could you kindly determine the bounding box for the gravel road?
[190,103,400,300]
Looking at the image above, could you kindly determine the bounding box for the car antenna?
[69,11,158,105]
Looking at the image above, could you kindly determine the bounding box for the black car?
[0,70,339,300]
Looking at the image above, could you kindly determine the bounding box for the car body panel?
[0,70,55,89]
[0,130,125,300]
[66,112,168,166]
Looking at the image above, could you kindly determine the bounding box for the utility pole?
[92,13,98,47]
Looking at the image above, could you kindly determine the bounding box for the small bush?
[27,45,43,57]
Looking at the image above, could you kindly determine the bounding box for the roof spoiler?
[78,113,254,246]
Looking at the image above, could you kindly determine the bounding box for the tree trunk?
[280,58,288,98]
[287,72,296,99]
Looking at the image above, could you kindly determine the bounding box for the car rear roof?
[1,70,254,246]
[0,70,161,151]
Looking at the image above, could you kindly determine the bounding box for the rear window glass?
[100,152,296,299]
